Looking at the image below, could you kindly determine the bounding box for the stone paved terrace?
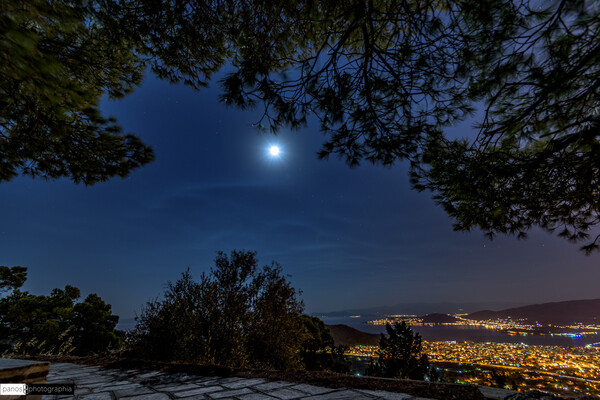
[43,362,438,400]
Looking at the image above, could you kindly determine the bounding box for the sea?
[320,315,600,347]
[117,315,600,347]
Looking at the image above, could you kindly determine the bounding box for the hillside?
[420,313,458,324]
[326,324,380,346]
[467,298,600,325]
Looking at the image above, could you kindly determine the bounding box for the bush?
[299,315,351,373]
[0,267,122,356]
[127,250,305,369]
[367,321,433,380]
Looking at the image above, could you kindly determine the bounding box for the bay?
[320,316,600,347]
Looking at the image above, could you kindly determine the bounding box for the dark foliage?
[5,0,600,251]
[0,266,27,293]
[367,322,432,380]
[1,0,153,184]
[72,294,123,355]
[0,267,122,355]
[127,250,305,369]
[301,315,335,354]
[408,1,600,253]
[300,315,351,373]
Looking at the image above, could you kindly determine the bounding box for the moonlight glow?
[269,145,281,157]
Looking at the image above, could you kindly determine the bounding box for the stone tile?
[266,388,306,399]
[76,378,117,386]
[195,376,222,382]
[46,374,73,381]
[122,393,171,400]
[135,371,164,379]
[63,373,97,380]
[238,393,278,400]
[307,390,371,400]
[357,389,414,399]
[208,388,254,399]
[222,378,266,389]
[74,378,112,385]
[157,373,195,383]
[73,387,93,395]
[106,381,136,387]
[478,386,517,400]
[77,368,102,374]
[290,384,333,395]
[69,373,94,379]
[91,383,139,393]
[114,385,155,397]
[46,377,75,384]
[71,369,101,374]
[215,377,244,384]
[173,386,224,397]
[39,361,440,400]
[254,382,294,391]
[50,363,78,368]
[153,382,201,392]
[195,378,224,386]
[78,393,114,400]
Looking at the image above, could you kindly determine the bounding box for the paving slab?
[291,384,333,395]
[121,393,171,400]
[208,388,254,398]
[78,393,113,400]
[114,385,155,397]
[357,389,414,399]
[222,377,266,389]
[267,387,307,399]
[254,381,294,391]
[153,382,202,392]
[37,361,440,400]
[197,378,225,386]
[172,386,224,397]
[478,385,518,399]
[305,390,372,400]
[216,377,245,384]
[238,393,279,400]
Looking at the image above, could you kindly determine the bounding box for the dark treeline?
[3,1,600,251]
[0,265,122,356]
[0,252,351,374]
[126,250,350,371]
[2,252,441,381]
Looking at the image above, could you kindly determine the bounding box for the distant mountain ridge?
[315,300,523,317]
[326,324,380,346]
[467,298,600,325]
[420,313,458,324]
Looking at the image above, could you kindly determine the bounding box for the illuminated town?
[367,315,600,337]
[345,342,600,395]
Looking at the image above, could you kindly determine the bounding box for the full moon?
[269,145,280,157]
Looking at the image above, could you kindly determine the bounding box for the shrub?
[0,267,122,356]
[299,315,351,373]
[127,250,305,369]
[367,321,432,380]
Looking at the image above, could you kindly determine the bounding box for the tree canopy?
[300,315,351,373]
[1,0,153,184]
[0,266,27,293]
[4,0,600,250]
[128,250,305,369]
[367,321,433,380]
[0,267,122,356]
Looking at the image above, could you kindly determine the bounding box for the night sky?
[2,73,599,322]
